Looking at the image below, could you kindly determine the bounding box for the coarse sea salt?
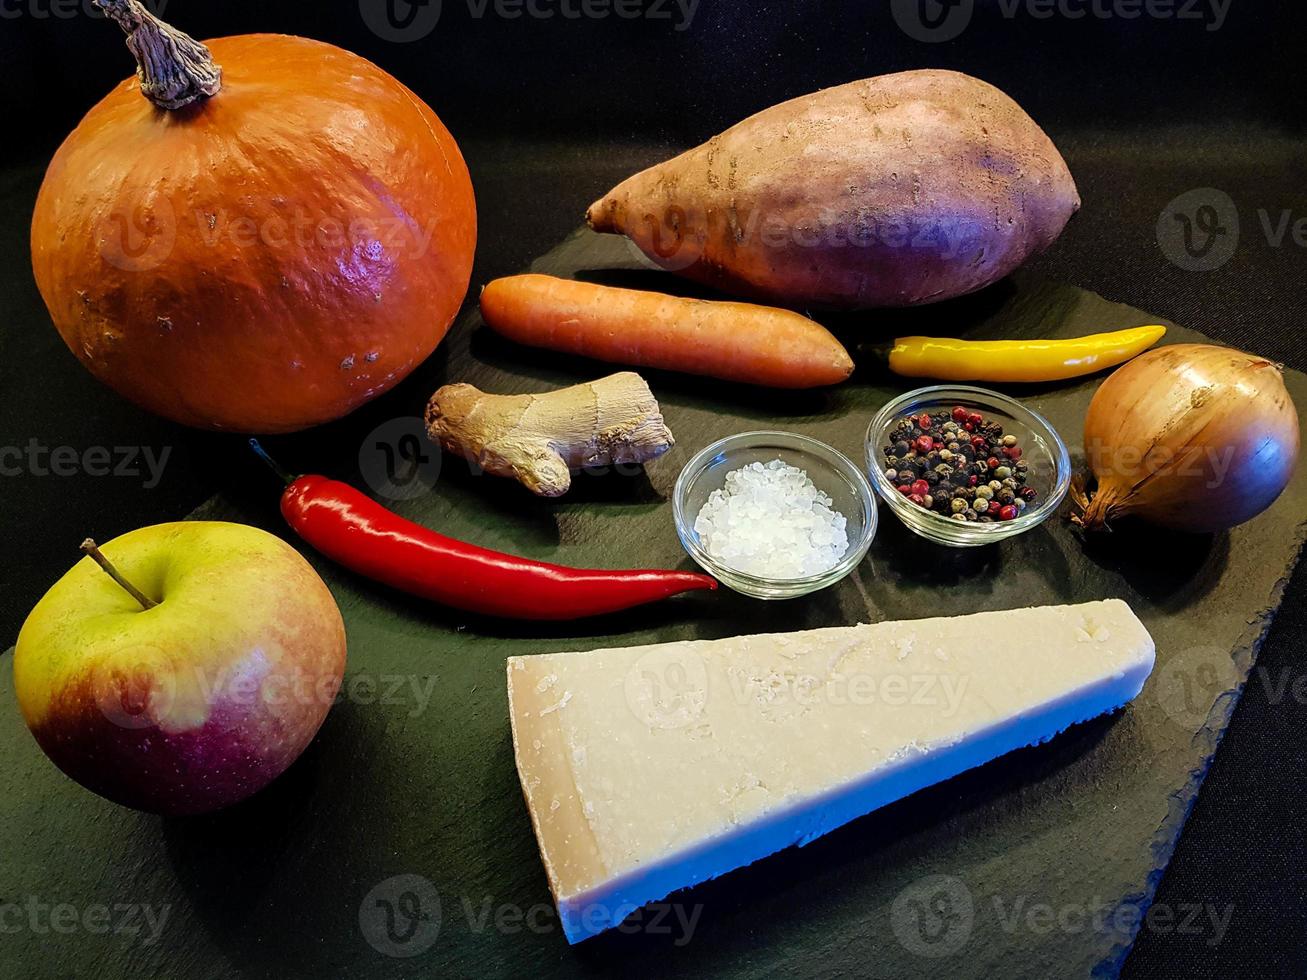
[694,459,850,578]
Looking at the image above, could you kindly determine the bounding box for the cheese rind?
[507,599,1155,943]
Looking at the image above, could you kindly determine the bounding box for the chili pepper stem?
[81,538,158,610]
[853,341,893,372]
[248,438,295,486]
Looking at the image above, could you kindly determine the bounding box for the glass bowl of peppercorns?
[864,386,1072,548]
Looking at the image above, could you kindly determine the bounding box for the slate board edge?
[3,230,1304,979]
[1096,509,1307,978]
[471,230,1307,977]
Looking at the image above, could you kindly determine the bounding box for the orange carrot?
[479,275,854,389]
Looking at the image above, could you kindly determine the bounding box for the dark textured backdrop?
[2,1,1305,977]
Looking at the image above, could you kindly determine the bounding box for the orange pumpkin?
[31,1,477,433]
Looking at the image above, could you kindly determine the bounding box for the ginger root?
[424,372,675,497]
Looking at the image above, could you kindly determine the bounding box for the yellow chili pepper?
[885,325,1168,383]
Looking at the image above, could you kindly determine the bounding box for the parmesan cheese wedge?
[507,599,1155,943]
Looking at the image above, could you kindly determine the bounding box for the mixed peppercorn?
[881,406,1038,523]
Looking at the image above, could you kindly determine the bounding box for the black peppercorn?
[882,406,1041,522]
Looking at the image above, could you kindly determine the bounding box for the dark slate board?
[2,229,1305,980]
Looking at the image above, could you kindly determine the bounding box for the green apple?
[13,521,347,816]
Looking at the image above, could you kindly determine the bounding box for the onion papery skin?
[1081,344,1299,534]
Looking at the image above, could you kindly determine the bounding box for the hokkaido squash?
[31,1,477,433]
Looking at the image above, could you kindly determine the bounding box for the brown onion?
[1074,344,1299,533]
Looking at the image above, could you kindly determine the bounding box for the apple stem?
[80,538,158,611]
[248,438,294,486]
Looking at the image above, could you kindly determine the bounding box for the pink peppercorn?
[910,479,930,497]
[999,504,1019,521]
[914,436,934,454]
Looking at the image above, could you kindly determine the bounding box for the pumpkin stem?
[94,0,221,111]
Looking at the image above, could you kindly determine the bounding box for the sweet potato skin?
[587,70,1080,311]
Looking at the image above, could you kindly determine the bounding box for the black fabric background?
[2,1,1305,976]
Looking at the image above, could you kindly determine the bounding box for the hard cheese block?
[507,599,1156,944]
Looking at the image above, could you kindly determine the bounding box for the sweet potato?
[587,70,1080,311]
[480,274,853,389]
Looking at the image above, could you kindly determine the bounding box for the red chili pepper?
[251,441,717,621]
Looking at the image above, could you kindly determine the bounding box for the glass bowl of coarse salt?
[673,431,878,599]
